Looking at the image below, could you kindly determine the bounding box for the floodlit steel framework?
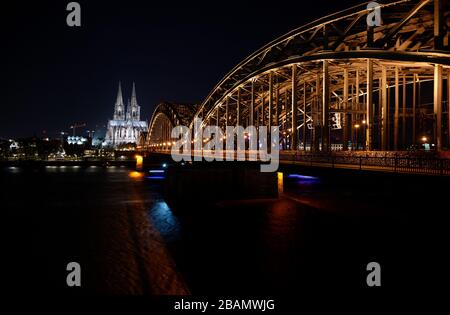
[147,0,450,153]
[147,102,198,151]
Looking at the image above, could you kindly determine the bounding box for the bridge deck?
[145,150,450,176]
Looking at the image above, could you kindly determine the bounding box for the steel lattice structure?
[147,102,198,149]
[147,0,450,153]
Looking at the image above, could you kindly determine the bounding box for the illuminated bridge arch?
[150,0,450,153]
[147,102,198,150]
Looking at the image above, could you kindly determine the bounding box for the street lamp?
[361,120,367,150]
[421,136,428,150]
[354,124,360,150]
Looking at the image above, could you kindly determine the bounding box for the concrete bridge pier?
[163,162,279,207]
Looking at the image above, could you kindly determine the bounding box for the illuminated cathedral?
[104,82,148,147]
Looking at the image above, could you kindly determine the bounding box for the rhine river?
[1,165,447,296]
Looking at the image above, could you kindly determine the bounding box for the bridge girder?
[148,0,450,152]
[146,102,198,150]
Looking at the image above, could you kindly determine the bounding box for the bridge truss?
[147,0,450,153]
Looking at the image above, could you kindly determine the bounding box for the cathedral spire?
[115,81,124,106]
[131,82,137,107]
[114,81,125,120]
[132,82,136,97]
[130,82,140,121]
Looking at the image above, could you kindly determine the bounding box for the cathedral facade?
[104,82,148,147]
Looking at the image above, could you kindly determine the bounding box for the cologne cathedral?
[104,82,148,147]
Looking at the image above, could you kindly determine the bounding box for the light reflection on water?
[146,169,166,180]
[128,171,144,179]
[287,174,318,180]
[148,200,181,242]
[286,173,321,187]
[145,176,165,180]
[6,166,21,174]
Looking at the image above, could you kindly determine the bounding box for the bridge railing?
[148,148,450,176]
[279,151,450,176]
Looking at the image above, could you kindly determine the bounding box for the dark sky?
[0,0,363,138]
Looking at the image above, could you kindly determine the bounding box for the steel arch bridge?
[146,0,450,154]
[147,102,199,150]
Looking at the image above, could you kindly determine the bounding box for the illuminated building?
[67,136,87,145]
[104,82,148,147]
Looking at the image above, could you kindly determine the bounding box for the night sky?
[1,0,362,138]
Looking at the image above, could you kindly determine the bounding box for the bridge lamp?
[135,155,143,171]
[277,172,283,194]
[353,124,361,150]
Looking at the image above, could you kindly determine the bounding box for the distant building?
[103,82,148,147]
[67,136,87,145]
